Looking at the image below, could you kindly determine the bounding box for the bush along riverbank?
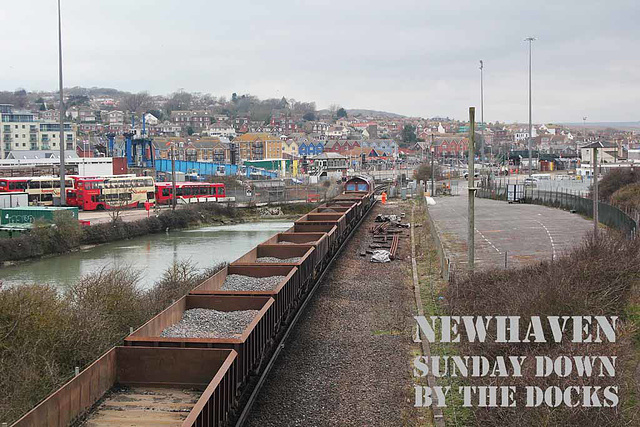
[0,260,226,424]
[0,201,316,264]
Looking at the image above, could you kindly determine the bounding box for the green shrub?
[0,258,222,424]
[597,168,640,202]
[610,182,640,211]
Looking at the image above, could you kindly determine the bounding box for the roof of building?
[5,150,79,160]
[313,152,347,160]
[233,132,279,142]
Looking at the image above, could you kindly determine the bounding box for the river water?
[0,221,293,290]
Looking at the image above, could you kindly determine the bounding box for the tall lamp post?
[525,37,536,177]
[82,141,88,175]
[580,116,587,169]
[480,60,484,166]
[57,0,66,205]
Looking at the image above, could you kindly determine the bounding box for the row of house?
[147,132,404,165]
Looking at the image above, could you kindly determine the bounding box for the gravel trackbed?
[245,203,421,426]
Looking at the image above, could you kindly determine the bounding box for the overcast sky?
[1,0,638,123]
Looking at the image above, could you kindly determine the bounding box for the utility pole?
[468,107,476,272]
[525,37,536,177]
[431,147,435,197]
[582,116,587,167]
[480,60,484,166]
[592,142,599,237]
[57,0,66,205]
[171,144,177,211]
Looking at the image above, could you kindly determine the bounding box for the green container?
[0,206,79,225]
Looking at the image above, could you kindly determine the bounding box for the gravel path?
[245,203,421,426]
[256,256,301,263]
[160,308,258,339]
[221,274,285,291]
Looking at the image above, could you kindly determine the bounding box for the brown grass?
[444,233,640,426]
[0,260,226,424]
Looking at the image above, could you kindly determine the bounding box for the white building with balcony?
[1,104,76,159]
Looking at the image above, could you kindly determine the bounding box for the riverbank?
[0,202,315,266]
[0,261,225,425]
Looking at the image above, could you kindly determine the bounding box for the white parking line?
[476,229,502,254]
[535,220,557,259]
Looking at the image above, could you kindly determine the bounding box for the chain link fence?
[224,181,342,205]
[478,180,637,237]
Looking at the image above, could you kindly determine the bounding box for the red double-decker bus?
[0,177,30,192]
[155,182,228,204]
[66,175,138,207]
[74,176,156,210]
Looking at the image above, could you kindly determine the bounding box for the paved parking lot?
[428,182,593,271]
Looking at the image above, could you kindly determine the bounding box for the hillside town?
[2,89,639,181]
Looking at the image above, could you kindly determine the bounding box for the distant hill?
[560,121,640,131]
[318,108,406,119]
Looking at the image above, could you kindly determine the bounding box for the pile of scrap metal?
[363,214,408,261]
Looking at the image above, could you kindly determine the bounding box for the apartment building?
[1,105,76,159]
[233,132,282,161]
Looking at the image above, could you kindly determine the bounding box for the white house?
[580,142,619,164]
[326,125,349,139]
[515,128,537,142]
[159,121,182,137]
[208,124,236,138]
[144,113,159,126]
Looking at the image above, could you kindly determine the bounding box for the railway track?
[234,198,377,427]
[12,175,378,427]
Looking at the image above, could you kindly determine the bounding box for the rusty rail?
[390,235,399,260]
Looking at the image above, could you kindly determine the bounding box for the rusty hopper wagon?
[289,223,338,253]
[261,232,330,271]
[294,213,348,247]
[190,264,301,330]
[125,295,276,390]
[13,174,378,427]
[231,244,316,289]
[12,347,237,427]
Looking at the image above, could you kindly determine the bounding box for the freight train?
[12,175,376,427]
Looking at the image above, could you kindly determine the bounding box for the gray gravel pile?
[256,256,301,263]
[160,308,258,339]
[222,274,285,291]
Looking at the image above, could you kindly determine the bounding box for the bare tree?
[107,185,137,223]
[121,92,153,113]
[164,91,193,116]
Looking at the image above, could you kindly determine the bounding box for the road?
[78,207,166,224]
[428,181,593,271]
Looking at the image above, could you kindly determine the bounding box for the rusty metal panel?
[12,348,117,427]
[295,216,347,244]
[231,244,315,283]
[126,295,275,388]
[190,264,300,332]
